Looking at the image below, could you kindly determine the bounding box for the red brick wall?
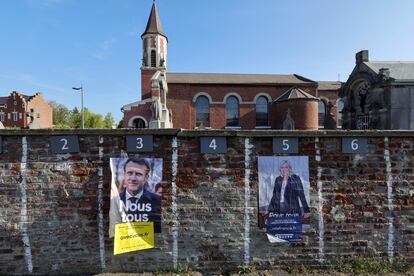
[272,99,319,130]
[0,130,413,274]
[123,102,152,127]
[318,89,340,123]
[141,69,157,100]
[168,83,317,129]
[1,92,27,128]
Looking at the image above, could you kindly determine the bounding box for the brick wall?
[0,129,413,274]
[168,83,317,129]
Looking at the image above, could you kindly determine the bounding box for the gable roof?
[167,73,316,85]
[141,1,167,39]
[364,61,414,81]
[274,86,317,102]
[318,81,342,90]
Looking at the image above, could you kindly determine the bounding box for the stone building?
[122,1,341,130]
[0,91,53,129]
[341,50,414,129]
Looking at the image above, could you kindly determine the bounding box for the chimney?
[356,50,369,65]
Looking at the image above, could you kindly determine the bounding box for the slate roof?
[0,97,7,105]
[273,86,317,102]
[318,81,342,90]
[141,1,167,39]
[364,61,414,81]
[167,73,316,85]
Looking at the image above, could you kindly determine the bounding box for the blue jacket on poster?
[267,174,310,215]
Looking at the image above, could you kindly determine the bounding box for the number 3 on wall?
[136,137,144,149]
[126,135,153,152]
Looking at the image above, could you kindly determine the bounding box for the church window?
[226,96,239,127]
[336,99,344,128]
[256,96,268,126]
[12,112,18,121]
[151,50,156,67]
[195,95,210,127]
[0,112,4,122]
[318,99,325,127]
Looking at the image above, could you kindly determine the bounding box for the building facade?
[341,50,414,130]
[0,91,53,129]
[122,2,341,130]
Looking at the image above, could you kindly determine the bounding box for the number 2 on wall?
[60,138,69,150]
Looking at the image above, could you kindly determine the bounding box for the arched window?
[195,95,210,127]
[226,96,239,127]
[151,50,156,67]
[256,96,268,126]
[336,99,344,128]
[133,118,146,128]
[318,99,325,127]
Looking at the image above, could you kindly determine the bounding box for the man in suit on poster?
[109,158,161,237]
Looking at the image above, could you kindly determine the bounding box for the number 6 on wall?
[342,137,368,154]
[50,135,80,154]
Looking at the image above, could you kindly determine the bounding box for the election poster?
[114,222,155,255]
[258,156,310,242]
[109,158,163,240]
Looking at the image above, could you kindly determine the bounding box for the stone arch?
[128,116,148,128]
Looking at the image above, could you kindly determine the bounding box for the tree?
[117,118,124,128]
[103,113,115,128]
[49,101,71,128]
[49,103,113,129]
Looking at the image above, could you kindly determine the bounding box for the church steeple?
[141,0,167,40]
[141,0,168,69]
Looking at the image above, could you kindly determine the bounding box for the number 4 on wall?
[200,137,227,154]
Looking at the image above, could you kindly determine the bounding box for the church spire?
[141,0,167,40]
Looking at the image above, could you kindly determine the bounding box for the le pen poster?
[258,156,311,243]
[109,157,163,254]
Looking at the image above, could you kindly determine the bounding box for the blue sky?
[1,0,413,122]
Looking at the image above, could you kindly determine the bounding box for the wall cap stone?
[1,128,414,137]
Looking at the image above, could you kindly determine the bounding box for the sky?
[1,0,413,122]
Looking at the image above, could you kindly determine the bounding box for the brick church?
[122,1,341,130]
